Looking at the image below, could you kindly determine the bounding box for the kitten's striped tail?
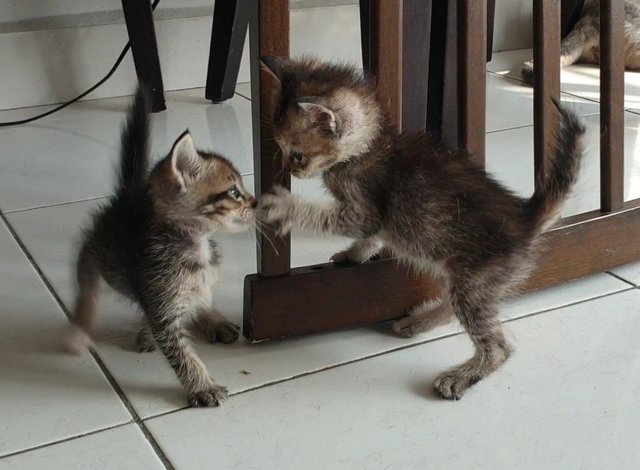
[524,98,585,234]
[117,84,151,201]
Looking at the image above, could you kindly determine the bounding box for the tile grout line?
[487,67,640,113]
[0,421,133,461]
[3,195,110,214]
[605,270,638,288]
[0,211,175,470]
[142,285,634,424]
[2,166,256,215]
[234,91,251,102]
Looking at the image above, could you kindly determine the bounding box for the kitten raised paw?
[259,186,296,234]
[189,385,228,407]
[210,321,240,344]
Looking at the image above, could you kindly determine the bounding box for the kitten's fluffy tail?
[117,84,151,201]
[524,98,585,234]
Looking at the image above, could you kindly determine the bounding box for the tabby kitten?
[260,57,584,400]
[68,86,256,407]
[523,0,640,82]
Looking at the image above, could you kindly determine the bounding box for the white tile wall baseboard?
[0,1,535,111]
[0,4,362,111]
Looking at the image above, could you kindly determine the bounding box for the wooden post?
[401,0,431,133]
[457,0,487,164]
[373,0,403,131]
[533,0,561,186]
[600,0,625,212]
[248,0,291,276]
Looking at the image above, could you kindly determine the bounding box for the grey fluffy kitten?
[259,57,584,400]
[523,0,640,81]
[68,86,256,407]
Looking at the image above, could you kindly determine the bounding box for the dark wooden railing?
[600,0,625,212]
[243,0,634,341]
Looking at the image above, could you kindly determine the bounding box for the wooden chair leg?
[121,0,165,112]
[487,0,496,61]
[401,0,431,133]
[205,0,250,103]
[425,1,449,138]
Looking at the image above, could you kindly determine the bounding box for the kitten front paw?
[259,185,296,235]
[189,385,228,407]
[210,321,240,344]
[433,369,477,401]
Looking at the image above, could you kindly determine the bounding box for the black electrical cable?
[0,0,161,128]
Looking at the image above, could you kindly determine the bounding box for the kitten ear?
[170,130,202,187]
[260,56,288,86]
[298,101,337,134]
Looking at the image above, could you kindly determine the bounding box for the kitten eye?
[291,152,304,162]
[228,186,241,199]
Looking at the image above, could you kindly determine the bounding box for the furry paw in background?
[521,60,534,85]
[259,185,297,235]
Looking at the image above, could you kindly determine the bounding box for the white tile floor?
[1,50,640,469]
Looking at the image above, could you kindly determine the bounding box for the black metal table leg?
[121,0,166,112]
[205,0,250,103]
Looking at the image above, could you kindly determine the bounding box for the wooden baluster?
[373,0,403,132]
[533,0,561,186]
[249,0,291,276]
[425,1,449,139]
[600,0,625,212]
[401,0,431,133]
[457,0,487,165]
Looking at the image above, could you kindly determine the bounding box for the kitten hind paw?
[135,328,156,353]
[330,250,356,264]
[189,385,228,407]
[209,321,241,344]
[391,317,422,338]
[65,325,93,355]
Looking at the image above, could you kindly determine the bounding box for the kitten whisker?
[253,221,280,255]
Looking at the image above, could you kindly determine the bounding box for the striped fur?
[260,57,585,400]
[68,85,256,407]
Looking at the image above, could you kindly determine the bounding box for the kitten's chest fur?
[170,234,221,308]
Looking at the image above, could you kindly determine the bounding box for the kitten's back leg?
[392,296,454,338]
[433,274,512,400]
[522,14,599,82]
[195,309,240,344]
[67,244,101,354]
[135,321,156,352]
[559,15,600,66]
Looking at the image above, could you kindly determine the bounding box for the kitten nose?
[249,196,258,208]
